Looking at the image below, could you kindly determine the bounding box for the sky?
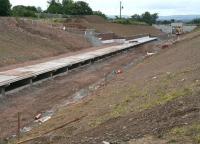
[9,0,200,16]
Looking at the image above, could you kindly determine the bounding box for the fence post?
[0,86,5,98]
[17,112,21,142]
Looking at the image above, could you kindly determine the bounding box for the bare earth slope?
[67,30,200,144]
[0,17,91,67]
[7,29,199,144]
[64,15,162,36]
[0,16,161,68]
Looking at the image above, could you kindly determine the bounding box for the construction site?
[0,3,200,143]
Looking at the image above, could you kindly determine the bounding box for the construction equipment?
[171,23,183,35]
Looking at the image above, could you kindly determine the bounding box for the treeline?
[12,6,41,17]
[157,19,200,25]
[0,0,11,16]
[114,12,158,25]
[188,19,200,25]
[0,0,159,26]
[157,19,175,25]
[0,0,107,18]
[46,0,92,15]
[131,12,158,25]
[0,0,43,17]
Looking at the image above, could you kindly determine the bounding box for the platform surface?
[0,36,157,87]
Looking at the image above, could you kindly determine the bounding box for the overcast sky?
[9,0,200,16]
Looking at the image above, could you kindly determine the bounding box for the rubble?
[180,79,185,82]
[115,69,123,74]
[102,141,110,144]
[35,113,42,120]
[152,76,157,79]
[37,116,51,123]
[21,127,32,133]
[162,44,170,49]
[166,72,171,75]
[147,52,156,56]
[35,111,54,123]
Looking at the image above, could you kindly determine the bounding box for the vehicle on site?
[171,23,183,35]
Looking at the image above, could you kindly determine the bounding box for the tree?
[12,5,37,17]
[37,7,43,13]
[151,13,158,24]
[47,0,63,14]
[26,6,38,12]
[131,14,141,21]
[171,19,175,23]
[141,12,158,25]
[189,18,200,25]
[0,0,11,16]
[46,0,93,15]
[141,12,152,25]
[62,0,74,14]
[72,1,92,15]
[115,16,120,19]
[130,12,158,25]
[93,11,107,19]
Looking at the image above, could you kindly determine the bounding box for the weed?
[111,103,127,118]
[169,123,200,144]
[141,87,193,110]
[167,139,178,144]
[88,117,105,128]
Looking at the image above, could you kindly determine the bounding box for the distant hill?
[159,15,200,22]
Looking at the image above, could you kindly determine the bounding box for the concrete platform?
[0,36,157,96]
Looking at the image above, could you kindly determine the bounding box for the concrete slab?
[0,75,19,85]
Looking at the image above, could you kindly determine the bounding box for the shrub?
[12,5,37,17]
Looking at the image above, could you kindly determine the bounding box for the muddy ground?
[0,41,159,139]
[64,15,162,36]
[0,17,91,67]
[65,92,200,144]
[13,30,200,144]
[0,16,162,68]
[1,30,200,144]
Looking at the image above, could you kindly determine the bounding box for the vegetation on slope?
[12,30,200,144]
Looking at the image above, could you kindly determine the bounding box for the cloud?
[10,0,48,10]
